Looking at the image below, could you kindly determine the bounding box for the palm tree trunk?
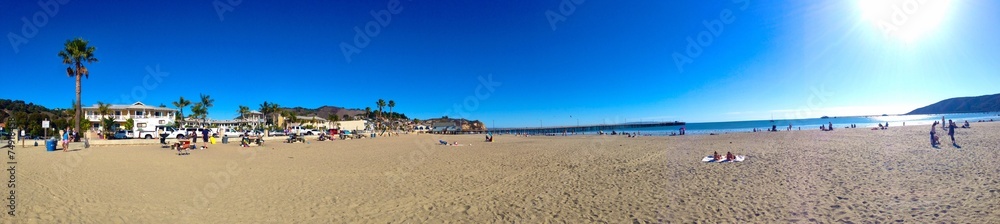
[75,72,82,135]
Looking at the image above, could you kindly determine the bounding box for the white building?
[82,102,177,132]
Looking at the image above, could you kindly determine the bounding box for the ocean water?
[580,113,1000,135]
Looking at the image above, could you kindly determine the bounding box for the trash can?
[45,139,57,151]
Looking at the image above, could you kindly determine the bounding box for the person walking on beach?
[930,122,940,146]
[62,127,70,152]
[948,119,957,145]
[201,128,210,149]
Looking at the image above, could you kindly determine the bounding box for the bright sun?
[858,0,953,43]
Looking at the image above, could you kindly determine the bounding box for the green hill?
[907,93,1000,115]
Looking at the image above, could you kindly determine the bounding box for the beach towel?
[702,155,746,163]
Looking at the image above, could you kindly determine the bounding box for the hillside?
[907,93,1000,115]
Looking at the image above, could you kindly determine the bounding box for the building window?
[138,123,147,128]
[136,111,144,116]
[159,120,166,124]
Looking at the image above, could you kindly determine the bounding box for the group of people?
[61,127,81,152]
[821,122,834,131]
[712,151,737,162]
[930,119,960,147]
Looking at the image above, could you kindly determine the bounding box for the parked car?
[289,126,319,135]
[268,129,286,137]
[113,130,134,139]
[217,128,242,138]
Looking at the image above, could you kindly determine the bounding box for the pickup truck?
[289,126,319,135]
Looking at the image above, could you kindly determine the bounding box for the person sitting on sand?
[725,152,735,161]
[962,120,970,128]
[713,151,721,161]
[878,123,884,130]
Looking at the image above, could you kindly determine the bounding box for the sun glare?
[858,0,953,43]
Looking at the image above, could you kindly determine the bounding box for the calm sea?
[574,113,1000,135]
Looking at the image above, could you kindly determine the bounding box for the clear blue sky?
[2,0,998,127]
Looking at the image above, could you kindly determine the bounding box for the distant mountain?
[907,93,1000,115]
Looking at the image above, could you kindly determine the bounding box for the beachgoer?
[828,122,833,131]
[62,128,70,151]
[201,128,210,149]
[878,123,883,130]
[885,122,889,129]
[725,152,735,161]
[930,122,939,146]
[963,120,970,128]
[713,151,721,161]
[192,130,198,143]
[948,120,957,144]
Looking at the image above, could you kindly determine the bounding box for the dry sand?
[3,122,1000,223]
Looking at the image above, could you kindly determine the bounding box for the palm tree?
[365,107,372,119]
[172,96,191,125]
[388,100,396,120]
[190,103,206,127]
[97,101,110,137]
[270,103,281,127]
[59,37,98,133]
[342,114,350,121]
[259,101,271,126]
[199,94,214,124]
[238,105,250,120]
[376,99,386,120]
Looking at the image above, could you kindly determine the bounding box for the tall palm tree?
[199,94,214,124]
[259,101,271,126]
[365,107,372,120]
[172,96,191,125]
[59,37,98,133]
[388,100,395,120]
[376,99,386,120]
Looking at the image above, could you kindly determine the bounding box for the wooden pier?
[489,121,685,135]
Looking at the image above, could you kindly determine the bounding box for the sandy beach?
[4,122,999,223]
